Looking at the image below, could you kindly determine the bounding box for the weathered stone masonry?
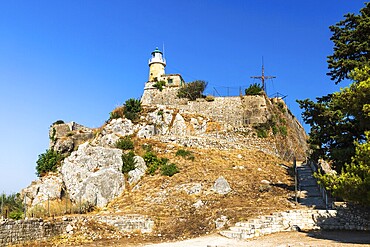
[0,218,67,246]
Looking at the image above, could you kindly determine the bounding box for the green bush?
[245,83,263,95]
[153,80,166,91]
[1,193,24,219]
[175,149,195,161]
[122,151,137,174]
[36,149,63,177]
[52,120,65,126]
[142,144,153,152]
[9,211,23,220]
[116,136,134,150]
[257,129,268,138]
[124,98,142,121]
[279,126,288,136]
[177,80,207,101]
[161,163,179,177]
[143,151,177,176]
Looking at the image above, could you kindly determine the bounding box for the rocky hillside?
[20,95,308,244]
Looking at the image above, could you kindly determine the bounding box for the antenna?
[250,57,276,94]
[162,42,165,58]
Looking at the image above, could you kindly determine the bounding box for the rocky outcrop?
[92,118,134,147]
[128,156,147,185]
[22,174,64,207]
[61,142,124,206]
[50,121,94,154]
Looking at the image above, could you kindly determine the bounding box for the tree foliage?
[36,149,63,177]
[298,67,370,172]
[316,131,370,205]
[1,193,24,219]
[327,2,370,84]
[177,80,207,101]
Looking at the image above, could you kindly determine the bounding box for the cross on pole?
[251,58,276,94]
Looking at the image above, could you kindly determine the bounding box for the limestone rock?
[93,118,134,147]
[61,142,123,206]
[137,125,156,139]
[78,168,125,208]
[54,138,74,153]
[104,118,134,137]
[212,176,231,195]
[193,200,204,208]
[169,113,187,136]
[21,174,64,206]
[128,156,147,185]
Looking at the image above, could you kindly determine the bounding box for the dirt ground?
[92,231,370,247]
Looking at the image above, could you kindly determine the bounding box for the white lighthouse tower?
[148,47,166,82]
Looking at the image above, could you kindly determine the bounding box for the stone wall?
[221,208,370,240]
[142,86,271,126]
[0,218,67,245]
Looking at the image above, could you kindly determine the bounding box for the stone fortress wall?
[141,86,274,127]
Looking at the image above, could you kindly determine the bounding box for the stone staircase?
[220,162,333,240]
[296,162,327,209]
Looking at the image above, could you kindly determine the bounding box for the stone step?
[219,230,242,239]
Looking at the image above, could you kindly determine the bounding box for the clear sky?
[0,0,366,194]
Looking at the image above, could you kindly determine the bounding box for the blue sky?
[0,0,366,194]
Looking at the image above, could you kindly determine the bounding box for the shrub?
[122,151,137,174]
[153,80,166,91]
[257,129,268,138]
[143,151,177,176]
[245,83,263,95]
[161,163,179,177]
[109,106,125,119]
[205,95,215,102]
[52,120,65,126]
[177,80,207,101]
[9,211,23,220]
[142,144,153,152]
[175,149,195,161]
[1,193,24,219]
[279,126,288,136]
[116,136,134,150]
[124,98,142,121]
[36,149,63,177]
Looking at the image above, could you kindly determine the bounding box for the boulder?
[128,156,147,185]
[212,176,231,195]
[78,168,125,208]
[21,174,64,206]
[54,138,74,153]
[61,142,123,206]
[169,113,187,136]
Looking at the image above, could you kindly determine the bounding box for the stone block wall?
[221,208,370,240]
[0,218,67,245]
[141,86,271,127]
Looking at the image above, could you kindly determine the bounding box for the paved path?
[296,162,326,209]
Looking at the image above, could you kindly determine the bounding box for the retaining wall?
[221,208,370,240]
[0,218,67,245]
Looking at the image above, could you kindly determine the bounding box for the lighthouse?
[148,47,166,82]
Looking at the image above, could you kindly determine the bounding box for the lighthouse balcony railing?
[149,57,166,64]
